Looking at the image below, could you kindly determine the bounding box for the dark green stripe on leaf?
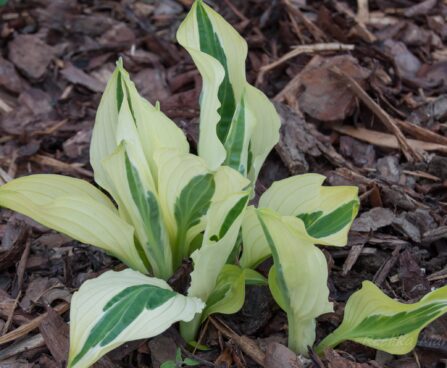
[196,0,236,143]
[211,195,249,242]
[116,73,124,110]
[297,211,323,229]
[71,285,176,366]
[174,173,215,266]
[348,302,447,340]
[257,213,290,308]
[300,200,359,238]
[125,154,169,276]
[224,99,246,174]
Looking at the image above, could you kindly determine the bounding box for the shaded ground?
[0,0,447,367]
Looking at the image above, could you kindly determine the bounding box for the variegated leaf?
[239,205,269,269]
[244,84,280,184]
[91,60,188,193]
[68,269,204,368]
[177,0,279,178]
[203,265,266,320]
[257,209,333,354]
[241,174,359,268]
[180,168,250,341]
[103,144,172,279]
[259,174,359,246]
[155,149,215,269]
[317,281,447,355]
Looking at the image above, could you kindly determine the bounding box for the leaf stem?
[180,314,202,343]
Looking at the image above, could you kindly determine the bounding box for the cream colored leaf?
[102,144,172,278]
[317,281,447,355]
[259,174,359,246]
[245,85,281,184]
[257,209,333,354]
[0,175,146,272]
[68,269,204,368]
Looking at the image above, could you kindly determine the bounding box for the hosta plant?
[0,1,446,366]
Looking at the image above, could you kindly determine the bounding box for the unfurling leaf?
[257,209,333,355]
[316,281,447,355]
[240,174,359,268]
[202,264,267,321]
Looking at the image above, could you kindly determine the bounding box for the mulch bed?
[0,0,446,367]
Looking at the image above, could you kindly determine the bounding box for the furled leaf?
[68,269,204,368]
[188,189,250,302]
[180,168,250,342]
[125,153,172,279]
[173,173,215,267]
[103,144,172,278]
[0,175,147,273]
[244,85,280,185]
[257,209,333,354]
[116,65,189,180]
[155,149,215,268]
[241,174,359,268]
[316,281,447,355]
[90,65,121,192]
[223,96,256,176]
[115,85,156,191]
[177,1,227,170]
[202,265,245,320]
[91,61,188,193]
[177,0,279,178]
[202,265,267,320]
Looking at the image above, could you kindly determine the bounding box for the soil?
[0,0,446,367]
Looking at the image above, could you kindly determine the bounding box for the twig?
[333,126,447,155]
[193,318,210,355]
[31,155,93,177]
[1,291,21,336]
[331,67,423,162]
[330,0,376,43]
[180,346,214,367]
[395,119,447,146]
[222,0,249,22]
[0,167,12,184]
[0,98,13,113]
[0,302,69,345]
[357,0,369,23]
[282,0,327,43]
[287,10,305,45]
[0,333,45,361]
[30,119,68,137]
[402,170,441,182]
[11,240,31,298]
[373,245,403,286]
[273,72,302,108]
[209,317,266,367]
[257,43,354,85]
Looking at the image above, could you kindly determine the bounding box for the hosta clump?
[0,0,446,366]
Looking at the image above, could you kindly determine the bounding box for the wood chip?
[39,308,69,365]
